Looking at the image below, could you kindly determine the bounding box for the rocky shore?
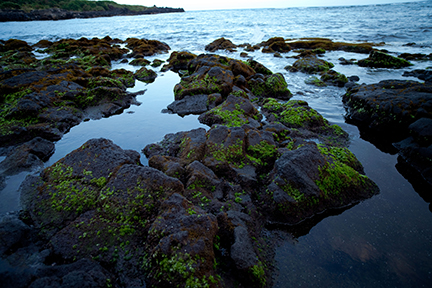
[1,35,430,287]
[0,7,184,22]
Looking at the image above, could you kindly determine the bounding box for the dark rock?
[198,94,262,127]
[259,37,291,53]
[0,137,54,175]
[358,51,412,68]
[246,59,273,75]
[403,69,432,82]
[343,80,432,185]
[0,212,31,255]
[343,80,432,143]
[205,38,237,52]
[247,73,292,100]
[320,69,348,87]
[134,67,157,83]
[288,55,334,74]
[264,143,378,224]
[161,51,197,72]
[145,193,220,287]
[304,76,327,87]
[339,57,356,65]
[129,58,150,66]
[167,93,222,116]
[348,75,360,82]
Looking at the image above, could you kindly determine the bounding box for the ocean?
[1,1,431,287]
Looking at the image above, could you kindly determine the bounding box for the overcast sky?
[113,0,422,11]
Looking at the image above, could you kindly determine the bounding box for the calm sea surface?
[1,1,432,287]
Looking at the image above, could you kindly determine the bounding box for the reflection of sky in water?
[46,71,207,167]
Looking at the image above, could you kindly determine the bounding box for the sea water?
[1,1,432,287]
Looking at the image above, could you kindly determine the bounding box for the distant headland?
[0,0,185,22]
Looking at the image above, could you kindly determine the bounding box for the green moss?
[210,106,248,127]
[174,74,223,99]
[249,261,266,287]
[249,73,291,98]
[358,51,413,68]
[280,183,304,202]
[305,76,327,87]
[247,140,278,166]
[316,161,367,197]
[0,88,39,135]
[208,139,245,168]
[88,76,124,89]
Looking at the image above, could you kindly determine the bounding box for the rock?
[246,59,273,75]
[348,75,360,82]
[247,73,292,100]
[125,38,170,57]
[134,67,157,83]
[205,37,237,52]
[343,80,432,185]
[259,37,291,53]
[288,54,334,74]
[0,137,54,175]
[339,57,356,65]
[198,94,262,127]
[263,143,378,224]
[403,69,432,82]
[167,93,222,116]
[358,50,412,68]
[343,80,432,143]
[0,212,31,255]
[320,69,348,87]
[286,38,375,54]
[129,58,150,66]
[262,98,348,146]
[305,76,327,87]
[174,58,235,99]
[145,193,220,287]
[161,51,197,72]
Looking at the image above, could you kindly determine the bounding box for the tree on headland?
[0,0,152,12]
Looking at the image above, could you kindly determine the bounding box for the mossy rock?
[125,38,170,57]
[289,55,334,74]
[134,67,157,83]
[320,69,348,87]
[263,143,379,224]
[129,58,151,66]
[261,98,348,145]
[358,51,413,68]
[198,94,261,128]
[161,51,197,72]
[205,37,237,52]
[247,73,292,100]
[304,76,327,87]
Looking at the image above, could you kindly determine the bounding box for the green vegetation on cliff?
[0,0,152,12]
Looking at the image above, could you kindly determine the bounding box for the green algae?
[209,106,249,127]
[247,140,278,167]
[208,138,245,168]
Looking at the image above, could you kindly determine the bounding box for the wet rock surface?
[343,80,432,186]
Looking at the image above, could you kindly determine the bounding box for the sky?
[113,0,423,11]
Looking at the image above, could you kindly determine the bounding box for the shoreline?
[0,7,185,22]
